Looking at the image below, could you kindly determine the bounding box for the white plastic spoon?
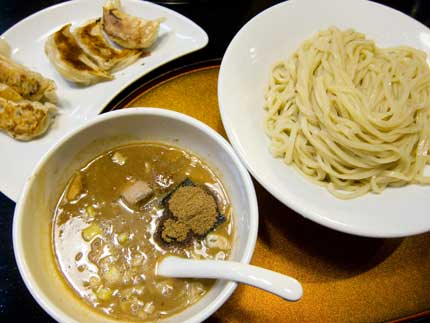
[157,256,303,301]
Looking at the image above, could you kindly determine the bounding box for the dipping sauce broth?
[52,143,233,321]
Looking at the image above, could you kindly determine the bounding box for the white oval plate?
[0,0,208,202]
[218,0,430,238]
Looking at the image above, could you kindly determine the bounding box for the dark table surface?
[1,0,430,322]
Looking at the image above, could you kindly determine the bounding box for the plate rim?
[1,0,209,44]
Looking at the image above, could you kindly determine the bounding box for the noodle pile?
[264,27,430,199]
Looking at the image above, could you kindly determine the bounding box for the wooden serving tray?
[106,61,430,323]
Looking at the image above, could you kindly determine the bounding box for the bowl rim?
[218,0,430,238]
[13,107,259,323]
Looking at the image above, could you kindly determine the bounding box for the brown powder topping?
[161,219,189,243]
[161,186,218,243]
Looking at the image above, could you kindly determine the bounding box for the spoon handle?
[157,256,303,301]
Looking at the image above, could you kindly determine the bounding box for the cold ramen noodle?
[264,27,430,199]
[52,143,233,321]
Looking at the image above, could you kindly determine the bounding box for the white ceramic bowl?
[218,0,430,238]
[13,108,258,323]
